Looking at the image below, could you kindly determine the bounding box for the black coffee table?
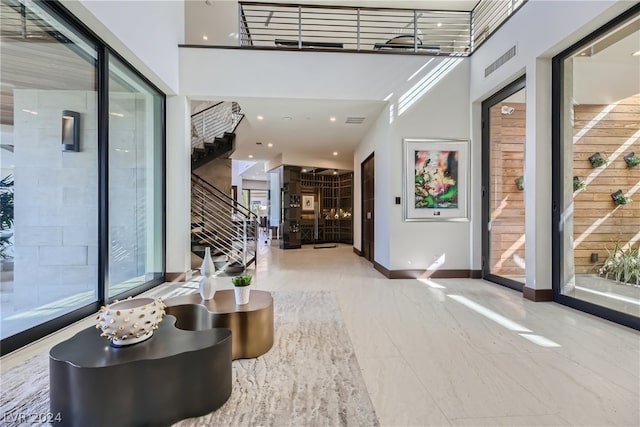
[49,315,232,427]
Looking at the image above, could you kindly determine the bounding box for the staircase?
[191,173,258,273]
[191,102,244,170]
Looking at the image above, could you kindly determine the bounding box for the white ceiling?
[231,97,386,163]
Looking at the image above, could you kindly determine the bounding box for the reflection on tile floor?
[2,243,639,426]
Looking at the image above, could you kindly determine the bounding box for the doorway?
[481,76,526,291]
[361,153,375,262]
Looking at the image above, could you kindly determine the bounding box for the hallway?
[2,243,639,426]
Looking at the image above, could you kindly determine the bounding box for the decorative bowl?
[96,296,166,347]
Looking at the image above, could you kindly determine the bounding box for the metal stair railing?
[191,102,244,150]
[191,173,258,269]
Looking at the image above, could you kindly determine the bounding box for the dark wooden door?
[361,153,374,262]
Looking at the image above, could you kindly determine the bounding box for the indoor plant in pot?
[232,275,252,305]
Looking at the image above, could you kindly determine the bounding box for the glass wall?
[108,55,163,297]
[555,8,639,323]
[0,0,99,339]
[482,77,526,290]
[0,0,165,353]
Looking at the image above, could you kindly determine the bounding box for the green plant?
[624,152,640,168]
[231,275,252,287]
[598,242,640,286]
[0,175,14,230]
[0,175,14,260]
[588,152,607,168]
[573,176,586,192]
[514,176,524,191]
[611,190,631,206]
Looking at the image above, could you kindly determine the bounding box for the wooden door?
[361,153,375,262]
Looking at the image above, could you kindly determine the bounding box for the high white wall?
[468,0,633,288]
[388,60,471,270]
[354,60,471,270]
[62,0,184,94]
[180,48,443,101]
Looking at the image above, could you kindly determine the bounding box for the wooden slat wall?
[489,102,526,276]
[572,94,640,274]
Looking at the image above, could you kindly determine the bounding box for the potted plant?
[624,152,640,168]
[232,274,252,305]
[598,242,639,286]
[611,190,631,206]
[573,176,586,192]
[514,176,524,191]
[588,152,607,168]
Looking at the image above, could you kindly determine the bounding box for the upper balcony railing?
[236,1,527,56]
[471,0,526,50]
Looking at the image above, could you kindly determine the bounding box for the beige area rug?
[0,291,379,427]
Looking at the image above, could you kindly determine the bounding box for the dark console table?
[49,315,232,427]
[165,290,274,360]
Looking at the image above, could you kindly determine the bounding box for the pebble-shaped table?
[165,289,274,360]
[49,315,232,427]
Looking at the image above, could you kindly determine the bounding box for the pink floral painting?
[414,149,459,208]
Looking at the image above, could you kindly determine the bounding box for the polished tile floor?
[2,243,639,426]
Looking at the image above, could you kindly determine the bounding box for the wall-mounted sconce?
[501,105,515,115]
[61,110,80,152]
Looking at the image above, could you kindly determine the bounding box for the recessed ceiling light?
[330,117,336,122]
[437,22,442,27]
[302,169,307,173]
[267,143,273,147]
[248,155,254,159]
[333,170,338,175]
[633,50,640,57]
[257,115,264,120]
[202,35,208,41]
[332,151,338,156]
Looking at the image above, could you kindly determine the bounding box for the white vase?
[96,296,166,347]
[199,247,216,300]
[234,285,251,305]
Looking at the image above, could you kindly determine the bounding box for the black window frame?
[1,0,167,355]
[551,3,640,331]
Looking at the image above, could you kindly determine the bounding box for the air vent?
[345,117,365,124]
[484,45,516,78]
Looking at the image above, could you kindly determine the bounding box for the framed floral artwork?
[403,138,469,221]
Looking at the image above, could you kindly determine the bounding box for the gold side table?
[165,290,274,359]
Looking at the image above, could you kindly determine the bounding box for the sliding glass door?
[482,77,527,290]
[553,6,640,328]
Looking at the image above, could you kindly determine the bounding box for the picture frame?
[302,194,315,211]
[403,138,469,221]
